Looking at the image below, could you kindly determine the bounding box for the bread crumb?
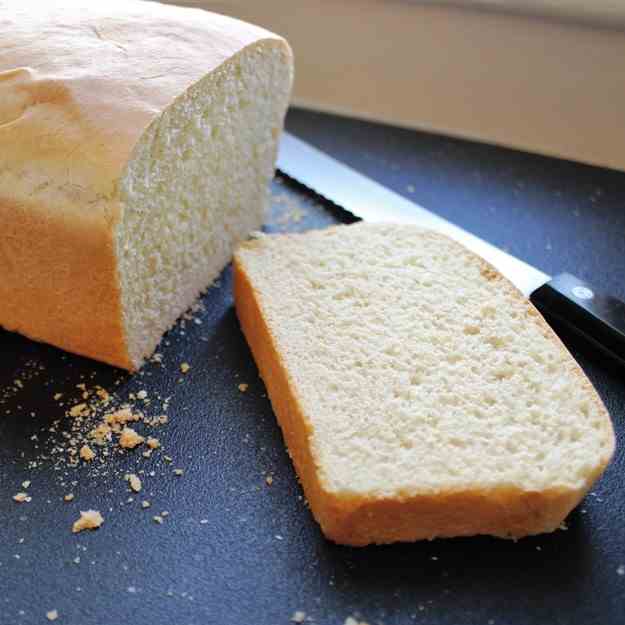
[173,468,184,476]
[79,445,95,462]
[147,437,160,449]
[265,476,273,486]
[141,500,151,509]
[13,492,31,503]
[344,618,369,625]
[21,480,31,489]
[119,427,144,449]
[200,519,208,524]
[64,493,75,502]
[180,362,190,374]
[238,383,249,392]
[53,393,63,401]
[72,510,104,533]
[89,423,112,445]
[153,515,164,524]
[95,388,110,401]
[69,403,89,417]
[137,390,148,400]
[291,611,306,623]
[105,407,139,427]
[46,609,59,621]
[126,474,142,493]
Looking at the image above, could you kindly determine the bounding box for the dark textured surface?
[1,108,624,625]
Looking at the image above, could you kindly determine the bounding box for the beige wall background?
[162,0,625,172]
[423,1,625,28]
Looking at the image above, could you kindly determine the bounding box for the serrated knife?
[277,132,625,368]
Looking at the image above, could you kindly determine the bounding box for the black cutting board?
[2,114,625,625]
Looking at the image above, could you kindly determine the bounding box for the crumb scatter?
[2,326,195,541]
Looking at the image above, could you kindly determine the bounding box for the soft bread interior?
[116,40,292,368]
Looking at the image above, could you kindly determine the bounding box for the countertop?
[1,108,623,625]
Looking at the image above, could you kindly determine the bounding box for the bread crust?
[233,225,615,546]
[0,0,286,369]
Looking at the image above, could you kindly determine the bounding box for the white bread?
[233,223,615,546]
[0,0,293,369]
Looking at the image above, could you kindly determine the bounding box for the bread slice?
[233,223,615,546]
[0,0,293,369]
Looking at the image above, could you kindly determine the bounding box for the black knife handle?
[530,273,625,369]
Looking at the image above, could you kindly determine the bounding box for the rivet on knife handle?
[530,273,625,368]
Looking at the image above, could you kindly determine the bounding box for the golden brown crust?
[0,0,284,369]
[233,258,334,529]
[233,226,615,546]
[317,487,586,546]
[0,195,131,368]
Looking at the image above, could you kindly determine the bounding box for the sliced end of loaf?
[233,223,615,545]
[116,39,293,369]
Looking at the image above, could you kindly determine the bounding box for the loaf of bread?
[234,223,615,545]
[0,0,293,369]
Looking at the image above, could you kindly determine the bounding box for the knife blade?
[277,131,625,368]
